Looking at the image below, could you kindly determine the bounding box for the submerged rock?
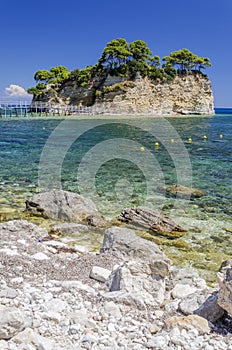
[118,206,185,237]
[25,190,107,227]
[157,184,205,199]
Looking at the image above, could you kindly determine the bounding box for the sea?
[0,109,231,283]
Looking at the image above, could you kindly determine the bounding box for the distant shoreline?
[0,113,217,121]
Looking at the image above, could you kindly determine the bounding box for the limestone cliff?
[34,72,214,115]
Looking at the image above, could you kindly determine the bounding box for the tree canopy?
[98,38,131,69]
[28,66,70,96]
[129,40,152,62]
[28,39,212,98]
[163,48,211,71]
[34,66,69,84]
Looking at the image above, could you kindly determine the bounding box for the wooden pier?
[0,101,104,118]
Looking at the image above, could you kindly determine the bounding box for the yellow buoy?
[155,142,159,147]
[140,146,144,151]
[203,135,207,139]
[188,137,192,143]
[220,134,223,139]
[171,139,175,143]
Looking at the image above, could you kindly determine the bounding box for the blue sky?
[0,0,231,107]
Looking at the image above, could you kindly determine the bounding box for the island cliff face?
[34,72,214,115]
[95,73,214,115]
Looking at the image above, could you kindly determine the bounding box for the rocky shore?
[0,190,232,349]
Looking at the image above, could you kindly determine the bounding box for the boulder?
[179,292,208,316]
[25,190,107,227]
[157,184,205,199]
[107,261,166,306]
[194,291,225,322]
[217,260,232,316]
[117,207,185,237]
[101,226,170,276]
[165,314,210,334]
[166,266,207,292]
[101,226,170,307]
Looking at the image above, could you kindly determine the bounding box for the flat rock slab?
[50,223,89,235]
[118,207,185,237]
[25,190,107,227]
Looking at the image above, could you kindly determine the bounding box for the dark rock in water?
[25,190,107,227]
[157,185,205,199]
[118,207,185,237]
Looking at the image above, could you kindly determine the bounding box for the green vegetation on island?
[28,38,212,100]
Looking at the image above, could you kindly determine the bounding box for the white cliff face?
[95,74,214,115]
[34,72,214,115]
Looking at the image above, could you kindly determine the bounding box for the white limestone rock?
[0,306,27,340]
[107,261,166,307]
[171,283,197,299]
[103,301,122,318]
[31,252,50,260]
[13,328,54,350]
[89,266,112,283]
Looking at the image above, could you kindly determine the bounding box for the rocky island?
[28,39,214,115]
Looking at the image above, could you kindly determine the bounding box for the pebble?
[0,219,232,350]
[31,252,50,260]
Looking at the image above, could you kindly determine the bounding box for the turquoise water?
[0,113,231,281]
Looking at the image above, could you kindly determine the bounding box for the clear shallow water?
[0,113,231,282]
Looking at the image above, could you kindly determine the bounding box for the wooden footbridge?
[0,101,104,118]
